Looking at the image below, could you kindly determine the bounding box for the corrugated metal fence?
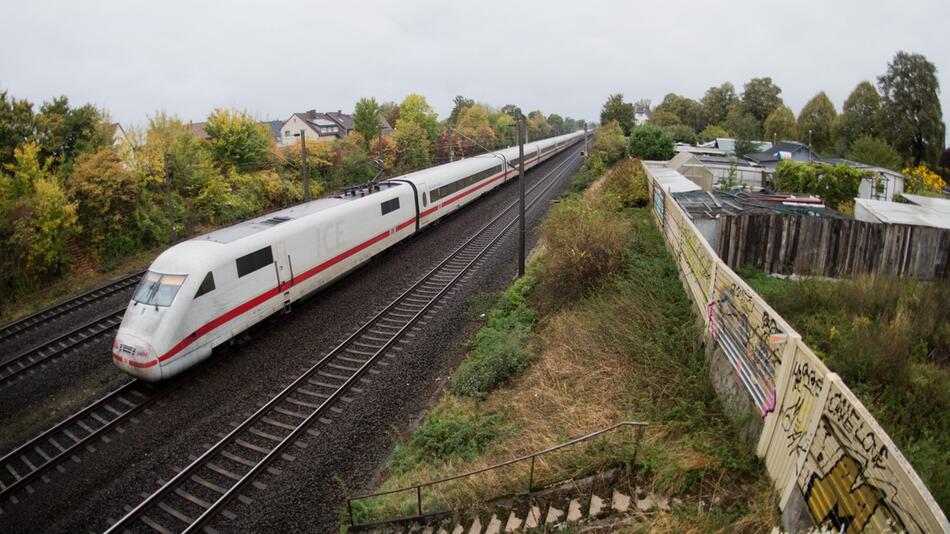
[646,163,949,533]
[717,213,950,280]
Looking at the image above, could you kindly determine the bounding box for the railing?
[346,421,647,528]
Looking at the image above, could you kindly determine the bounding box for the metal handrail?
[347,420,648,526]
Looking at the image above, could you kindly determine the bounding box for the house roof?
[188,121,210,140]
[746,141,821,163]
[673,190,844,220]
[715,138,771,154]
[262,120,283,139]
[644,163,703,193]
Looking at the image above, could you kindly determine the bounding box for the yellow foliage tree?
[902,165,946,194]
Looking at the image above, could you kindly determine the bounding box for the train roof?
[196,182,405,245]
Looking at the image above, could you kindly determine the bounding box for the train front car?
[112,242,216,381]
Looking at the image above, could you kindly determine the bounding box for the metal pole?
[584,122,590,156]
[448,128,454,162]
[164,152,176,242]
[528,455,535,492]
[300,129,310,202]
[416,486,423,516]
[518,118,526,278]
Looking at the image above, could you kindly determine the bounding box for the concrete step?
[504,509,522,532]
[467,516,482,534]
[524,505,542,529]
[567,498,583,522]
[485,514,502,534]
[589,493,606,517]
[611,489,631,513]
[544,505,565,525]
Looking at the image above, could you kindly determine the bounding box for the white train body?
[113,131,584,381]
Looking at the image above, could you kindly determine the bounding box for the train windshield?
[132,272,187,307]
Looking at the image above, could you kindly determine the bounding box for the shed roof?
[854,198,950,230]
[645,163,702,193]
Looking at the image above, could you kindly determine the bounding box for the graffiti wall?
[640,161,949,533]
[794,379,947,533]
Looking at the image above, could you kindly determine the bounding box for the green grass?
[741,268,950,510]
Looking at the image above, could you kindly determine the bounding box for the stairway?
[354,470,671,533]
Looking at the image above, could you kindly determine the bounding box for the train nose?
[111,333,162,381]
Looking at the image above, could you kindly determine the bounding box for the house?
[278,110,393,147]
[745,140,822,170]
[828,159,905,201]
[187,121,211,141]
[261,120,283,145]
[673,144,772,191]
[634,100,652,126]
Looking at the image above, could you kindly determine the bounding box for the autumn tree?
[700,82,737,128]
[699,125,729,143]
[353,97,382,149]
[649,110,681,127]
[600,94,635,135]
[837,81,882,150]
[797,92,837,155]
[493,113,516,146]
[764,105,797,142]
[449,95,474,125]
[741,77,784,131]
[204,109,271,172]
[399,93,439,142]
[380,101,400,127]
[878,51,946,165]
[526,110,551,141]
[394,120,431,172]
[591,121,626,164]
[68,147,144,257]
[457,104,496,154]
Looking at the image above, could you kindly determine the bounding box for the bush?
[665,124,698,145]
[848,136,901,171]
[590,121,626,165]
[537,198,632,308]
[628,124,675,160]
[600,159,649,209]
[774,160,866,211]
[699,125,730,143]
[389,404,505,473]
[450,275,537,397]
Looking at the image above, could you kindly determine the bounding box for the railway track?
[0,270,143,346]
[0,307,126,387]
[104,146,583,533]
[0,379,160,509]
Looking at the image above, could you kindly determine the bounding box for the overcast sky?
[1,0,947,142]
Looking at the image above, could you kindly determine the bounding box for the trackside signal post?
[518,118,526,278]
[299,130,310,202]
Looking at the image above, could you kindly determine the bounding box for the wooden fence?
[645,163,949,533]
[717,213,950,280]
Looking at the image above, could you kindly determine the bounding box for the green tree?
[741,77,784,129]
[848,136,902,170]
[398,93,439,142]
[665,124,698,145]
[33,96,110,174]
[449,95,474,125]
[878,51,946,165]
[649,110,681,127]
[655,93,703,132]
[204,109,271,172]
[764,105,797,143]
[353,97,382,149]
[600,94,635,135]
[701,82,737,128]
[729,109,762,158]
[394,120,431,172]
[838,81,882,150]
[547,113,564,135]
[628,124,675,160]
[493,113,516,146]
[797,92,837,155]
[699,124,729,143]
[0,90,34,168]
[500,104,523,121]
[380,101,400,127]
[526,110,551,141]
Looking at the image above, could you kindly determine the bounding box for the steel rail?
[0,307,127,386]
[105,143,583,534]
[0,270,142,345]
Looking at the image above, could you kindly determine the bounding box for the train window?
[133,271,188,307]
[236,246,274,278]
[381,197,400,215]
[195,272,215,298]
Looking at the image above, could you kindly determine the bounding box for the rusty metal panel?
[792,379,949,533]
